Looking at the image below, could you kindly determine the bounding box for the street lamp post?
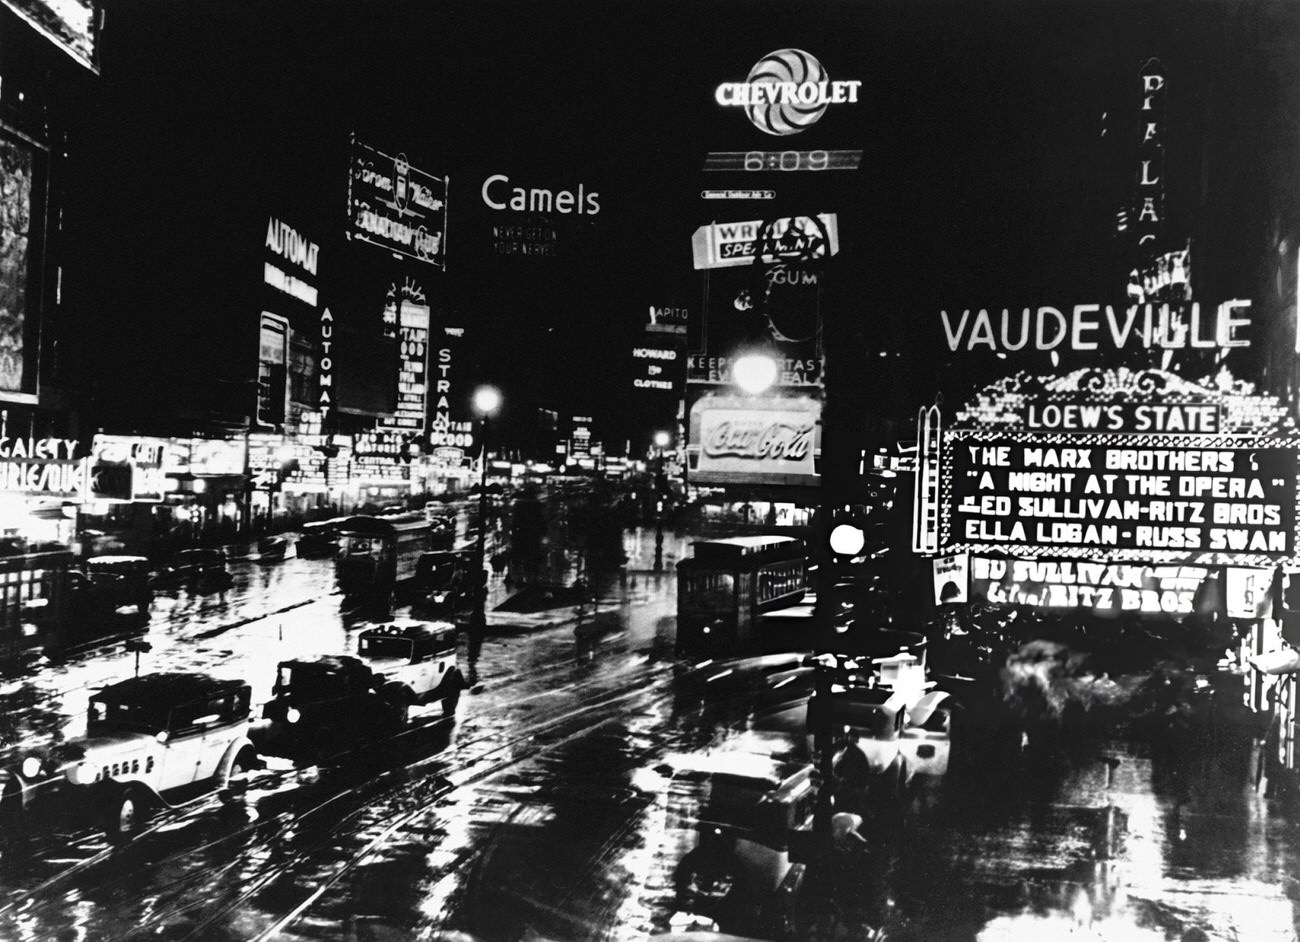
[653,430,670,572]
[469,386,501,682]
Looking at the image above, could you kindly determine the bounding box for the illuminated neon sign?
[715,49,861,136]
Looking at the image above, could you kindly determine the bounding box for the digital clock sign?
[704,150,863,172]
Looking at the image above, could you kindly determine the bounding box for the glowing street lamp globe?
[473,385,502,415]
[654,431,671,449]
[732,354,778,395]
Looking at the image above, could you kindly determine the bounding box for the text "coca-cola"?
[704,421,813,460]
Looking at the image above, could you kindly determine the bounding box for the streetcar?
[677,536,807,657]
[334,513,436,601]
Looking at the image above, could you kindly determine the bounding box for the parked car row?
[666,640,957,939]
[0,618,465,850]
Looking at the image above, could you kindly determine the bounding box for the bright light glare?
[473,385,502,415]
[829,522,866,557]
[654,431,671,448]
[732,354,778,395]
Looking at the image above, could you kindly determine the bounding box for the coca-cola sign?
[704,420,813,461]
[690,393,821,485]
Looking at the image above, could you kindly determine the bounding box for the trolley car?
[334,513,435,601]
[677,536,807,657]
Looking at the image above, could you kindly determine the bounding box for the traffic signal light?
[823,504,887,565]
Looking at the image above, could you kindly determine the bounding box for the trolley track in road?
[0,653,679,940]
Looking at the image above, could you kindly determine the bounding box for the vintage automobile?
[295,519,341,559]
[669,747,816,940]
[805,646,955,812]
[22,554,153,626]
[412,550,475,614]
[255,534,290,563]
[150,548,234,592]
[0,673,261,843]
[255,620,464,762]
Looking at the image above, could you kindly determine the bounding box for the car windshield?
[88,697,168,734]
[359,635,413,660]
[279,663,347,698]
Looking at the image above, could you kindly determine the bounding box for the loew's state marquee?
[918,367,1300,616]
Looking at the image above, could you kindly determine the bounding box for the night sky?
[74,0,1300,453]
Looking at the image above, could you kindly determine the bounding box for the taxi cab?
[0,673,260,843]
[255,620,463,763]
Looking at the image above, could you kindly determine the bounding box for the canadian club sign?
[688,393,820,485]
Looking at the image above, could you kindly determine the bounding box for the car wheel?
[105,787,149,842]
[0,779,25,858]
[441,683,461,717]
[379,683,411,730]
[388,697,410,729]
[220,747,260,803]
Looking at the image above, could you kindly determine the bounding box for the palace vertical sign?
[1134,59,1166,252]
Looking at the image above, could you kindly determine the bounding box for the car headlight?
[286,707,301,724]
[20,755,43,779]
[67,761,98,786]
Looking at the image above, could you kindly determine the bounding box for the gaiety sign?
[0,437,85,497]
[716,49,861,136]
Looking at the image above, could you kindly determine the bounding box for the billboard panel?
[0,136,34,395]
[1,0,97,71]
[347,138,447,269]
[688,393,820,485]
[967,555,1213,616]
[377,281,430,438]
[944,431,1298,562]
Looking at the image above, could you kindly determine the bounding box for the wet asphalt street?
[0,523,1295,941]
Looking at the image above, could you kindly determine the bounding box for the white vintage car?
[806,648,955,807]
[354,620,464,718]
[256,621,464,762]
[0,673,261,843]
